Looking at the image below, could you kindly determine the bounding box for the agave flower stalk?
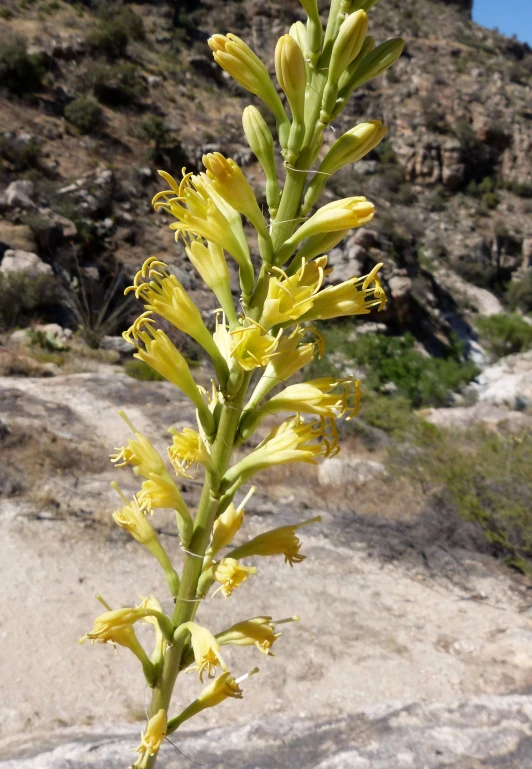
[79,2,403,767]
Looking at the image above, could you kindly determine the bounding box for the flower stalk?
[79,2,403,766]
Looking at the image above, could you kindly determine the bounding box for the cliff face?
[0,0,531,352]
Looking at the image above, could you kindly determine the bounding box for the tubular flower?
[167,670,254,733]
[142,595,167,670]
[298,262,387,321]
[239,377,361,441]
[245,326,323,410]
[180,622,227,682]
[215,315,283,372]
[123,313,215,437]
[216,616,286,656]
[133,709,167,769]
[208,33,289,146]
[212,558,257,598]
[125,257,227,373]
[112,489,156,545]
[224,416,339,489]
[242,105,281,216]
[79,598,152,648]
[206,487,255,560]
[153,170,254,298]
[167,427,215,478]
[260,257,331,329]
[229,516,321,566]
[185,239,235,322]
[110,411,166,480]
[203,153,267,235]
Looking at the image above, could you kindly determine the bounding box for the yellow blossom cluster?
[79,1,403,766]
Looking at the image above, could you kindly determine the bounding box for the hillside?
[0,0,531,353]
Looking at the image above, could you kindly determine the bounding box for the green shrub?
[96,4,145,41]
[506,273,532,314]
[0,134,41,171]
[311,328,479,408]
[124,359,165,382]
[476,313,532,358]
[397,425,532,574]
[357,392,414,439]
[137,114,185,164]
[481,191,499,210]
[0,270,55,330]
[86,24,129,60]
[64,97,102,134]
[87,61,146,106]
[0,34,43,95]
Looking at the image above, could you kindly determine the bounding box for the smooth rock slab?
[1,696,531,768]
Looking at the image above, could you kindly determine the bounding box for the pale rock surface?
[421,401,532,430]
[0,250,52,277]
[318,457,387,486]
[470,350,532,408]
[1,373,532,767]
[5,180,35,209]
[434,268,503,317]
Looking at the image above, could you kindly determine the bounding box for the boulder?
[318,457,386,486]
[421,402,532,431]
[100,336,133,354]
[5,180,35,209]
[434,268,502,316]
[470,350,532,409]
[0,223,36,255]
[0,250,52,277]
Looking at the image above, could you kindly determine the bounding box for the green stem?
[143,375,251,769]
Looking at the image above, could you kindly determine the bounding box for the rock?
[147,75,162,87]
[470,350,532,408]
[388,274,413,299]
[353,228,380,250]
[521,238,532,271]
[95,168,113,187]
[441,139,465,191]
[9,324,72,350]
[0,223,36,255]
[99,336,132,354]
[434,268,503,316]
[5,180,35,209]
[318,457,387,486]
[3,696,531,768]
[0,250,52,277]
[421,401,532,430]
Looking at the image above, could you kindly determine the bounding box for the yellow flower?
[185,239,235,322]
[299,262,387,321]
[260,257,331,329]
[214,315,282,372]
[111,487,155,545]
[216,616,290,656]
[137,473,193,547]
[167,670,255,733]
[79,598,151,648]
[239,377,361,441]
[180,622,227,682]
[110,411,166,480]
[133,709,167,769]
[125,257,227,379]
[223,416,339,489]
[167,427,215,478]
[123,313,215,437]
[206,487,255,559]
[208,33,289,146]
[203,152,267,235]
[228,516,321,566]
[212,558,257,598]
[152,170,254,298]
[244,326,323,412]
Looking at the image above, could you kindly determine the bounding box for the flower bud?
[242,105,281,216]
[337,37,404,109]
[321,11,368,122]
[206,487,255,559]
[275,197,375,264]
[289,21,308,59]
[209,33,289,149]
[298,0,322,63]
[203,152,267,236]
[275,35,307,162]
[301,121,387,214]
